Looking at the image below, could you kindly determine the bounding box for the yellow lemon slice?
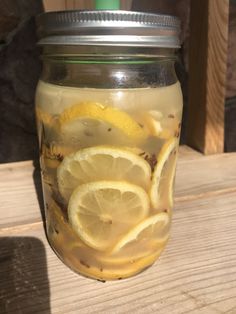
[46,197,85,252]
[36,107,60,145]
[111,212,170,256]
[150,138,178,209]
[97,247,164,266]
[57,145,151,202]
[42,157,61,170]
[67,250,160,281]
[139,110,181,140]
[36,107,54,125]
[58,102,147,146]
[41,143,75,169]
[68,181,149,251]
[142,110,163,137]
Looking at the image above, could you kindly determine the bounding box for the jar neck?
[41,45,177,58]
[40,47,178,89]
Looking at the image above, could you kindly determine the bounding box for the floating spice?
[80,260,90,268]
[174,130,180,138]
[139,151,146,157]
[84,130,93,137]
[55,154,64,162]
[144,154,157,172]
[97,279,106,283]
[54,226,59,234]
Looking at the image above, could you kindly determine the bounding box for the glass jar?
[36,10,183,280]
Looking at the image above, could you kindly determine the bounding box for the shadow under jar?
[35,10,183,281]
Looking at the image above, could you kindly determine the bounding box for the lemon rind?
[149,138,178,209]
[111,212,169,254]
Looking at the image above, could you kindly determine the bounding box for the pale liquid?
[36,80,183,280]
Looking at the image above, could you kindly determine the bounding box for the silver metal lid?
[37,10,180,48]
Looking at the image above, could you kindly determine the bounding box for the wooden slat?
[1,147,236,229]
[1,191,236,313]
[43,0,132,11]
[120,0,132,10]
[43,0,66,11]
[65,0,94,10]
[175,150,236,201]
[187,0,229,154]
[0,160,43,229]
[43,0,94,11]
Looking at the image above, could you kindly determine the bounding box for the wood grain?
[187,0,229,154]
[43,0,132,11]
[1,191,236,313]
[120,0,132,11]
[175,150,236,201]
[43,0,67,11]
[0,234,50,314]
[1,147,236,229]
[0,160,44,229]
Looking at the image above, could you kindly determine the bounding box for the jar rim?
[36,10,181,48]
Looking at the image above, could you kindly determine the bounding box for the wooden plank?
[175,150,236,201]
[65,0,94,10]
[43,0,66,11]
[120,0,132,10]
[187,0,229,154]
[43,0,132,11]
[0,231,50,314]
[43,0,94,11]
[1,147,236,229]
[0,160,44,229]
[1,192,236,313]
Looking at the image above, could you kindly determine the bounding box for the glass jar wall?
[36,11,183,280]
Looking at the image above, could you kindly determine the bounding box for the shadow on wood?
[0,237,50,314]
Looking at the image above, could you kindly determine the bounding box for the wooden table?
[1,146,236,314]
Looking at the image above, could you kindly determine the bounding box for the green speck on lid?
[95,0,120,10]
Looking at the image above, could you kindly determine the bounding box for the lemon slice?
[111,212,169,256]
[46,197,85,251]
[98,247,164,266]
[70,250,160,281]
[139,110,180,140]
[142,110,163,137]
[150,138,178,209]
[36,107,54,125]
[68,181,149,251]
[145,112,172,140]
[41,143,75,169]
[58,102,147,146]
[42,157,61,170]
[36,107,60,145]
[57,145,151,202]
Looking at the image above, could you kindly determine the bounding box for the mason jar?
[35,10,183,281]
